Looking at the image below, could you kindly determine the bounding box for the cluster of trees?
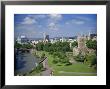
[86,40,97,50]
[85,53,97,67]
[86,40,97,67]
[36,41,72,53]
[41,53,46,59]
[71,41,78,48]
[35,39,97,67]
[74,52,97,67]
[15,42,33,49]
[50,52,71,65]
[73,39,97,67]
[36,41,72,65]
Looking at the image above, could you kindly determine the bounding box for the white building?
[16,35,29,44]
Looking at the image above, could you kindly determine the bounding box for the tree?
[60,57,69,63]
[36,42,44,51]
[52,57,59,64]
[35,63,43,72]
[91,54,97,65]
[85,53,97,66]
[72,41,78,48]
[52,59,58,64]
[43,43,52,52]
[14,42,22,48]
[22,44,33,49]
[41,53,45,59]
[86,40,97,50]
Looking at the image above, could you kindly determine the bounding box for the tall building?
[21,36,28,44]
[16,37,21,44]
[45,35,50,42]
[87,31,97,40]
[43,32,46,41]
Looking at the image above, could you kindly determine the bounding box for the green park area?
[35,51,96,76]
[15,40,97,76]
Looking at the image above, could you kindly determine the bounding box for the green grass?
[26,71,41,76]
[53,72,96,76]
[35,51,97,76]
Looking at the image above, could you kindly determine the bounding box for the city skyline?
[14,14,97,38]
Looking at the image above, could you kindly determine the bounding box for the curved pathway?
[41,58,52,76]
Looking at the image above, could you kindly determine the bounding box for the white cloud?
[15,24,40,38]
[48,22,55,27]
[47,14,62,31]
[48,14,62,21]
[48,22,58,31]
[21,17,36,25]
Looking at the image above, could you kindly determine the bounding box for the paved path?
[41,58,52,76]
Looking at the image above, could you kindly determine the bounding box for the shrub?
[52,59,58,64]
[85,53,97,66]
[35,63,43,72]
[41,53,45,59]
[74,53,85,62]
[64,62,72,66]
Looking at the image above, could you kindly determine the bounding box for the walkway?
[41,58,52,76]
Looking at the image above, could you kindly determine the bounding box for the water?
[15,52,39,75]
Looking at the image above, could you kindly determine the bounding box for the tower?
[43,32,46,41]
[61,37,64,42]
[17,36,21,44]
[88,30,91,40]
[45,35,50,42]
[77,34,86,52]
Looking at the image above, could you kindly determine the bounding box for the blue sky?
[14,14,97,38]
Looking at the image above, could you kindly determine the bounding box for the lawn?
[26,71,41,76]
[36,51,97,76]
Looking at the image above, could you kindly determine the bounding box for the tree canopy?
[36,41,71,53]
[86,40,97,50]
[71,41,78,48]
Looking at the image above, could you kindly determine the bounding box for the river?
[15,51,39,75]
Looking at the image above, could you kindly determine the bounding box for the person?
[50,68,53,76]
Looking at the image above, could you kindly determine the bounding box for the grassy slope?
[37,51,97,76]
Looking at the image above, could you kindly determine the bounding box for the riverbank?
[15,51,39,76]
[25,50,51,76]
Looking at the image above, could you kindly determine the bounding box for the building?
[16,36,21,44]
[16,36,29,44]
[73,33,96,56]
[73,35,88,56]
[90,34,97,39]
[21,36,29,44]
[45,35,50,42]
[31,40,39,47]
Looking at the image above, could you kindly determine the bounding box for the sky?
[14,14,97,38]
